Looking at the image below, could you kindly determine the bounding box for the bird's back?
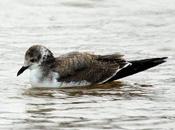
[52,52,127,84]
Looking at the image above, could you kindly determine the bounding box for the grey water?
[0,0,175,129]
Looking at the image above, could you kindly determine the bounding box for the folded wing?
[53,52,128,84]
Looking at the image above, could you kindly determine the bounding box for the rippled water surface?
[0,0,175,129]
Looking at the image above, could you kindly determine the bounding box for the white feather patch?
[99,62,132,84]
[29,67,90,88]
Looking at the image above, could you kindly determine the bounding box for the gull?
[17,45,167,87]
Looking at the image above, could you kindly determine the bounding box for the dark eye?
[30,58,35,62]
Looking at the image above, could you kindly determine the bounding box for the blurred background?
[0,0,174,130]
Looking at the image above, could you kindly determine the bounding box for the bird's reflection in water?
[23,81,154,130]
[24,81,121,97]
[24,81,153,98]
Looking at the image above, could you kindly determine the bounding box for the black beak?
[17,66,29,76]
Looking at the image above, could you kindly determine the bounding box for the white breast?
[29,68,90,88]
[30,68,60,87]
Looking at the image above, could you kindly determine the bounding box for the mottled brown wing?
[54,52,96,77]
[53,52,127,84]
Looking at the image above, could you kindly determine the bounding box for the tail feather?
[103,57,168,83]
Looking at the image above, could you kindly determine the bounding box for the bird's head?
[17,45,54,76]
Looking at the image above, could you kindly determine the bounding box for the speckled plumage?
[17,45,167,87]
[53,52,128,84]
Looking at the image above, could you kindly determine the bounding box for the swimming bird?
[17,45,167,87]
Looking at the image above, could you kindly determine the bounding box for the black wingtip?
[103,57,168,83]
[160,57,168,59]
[151,57,168,64]
[162,57,168,61]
